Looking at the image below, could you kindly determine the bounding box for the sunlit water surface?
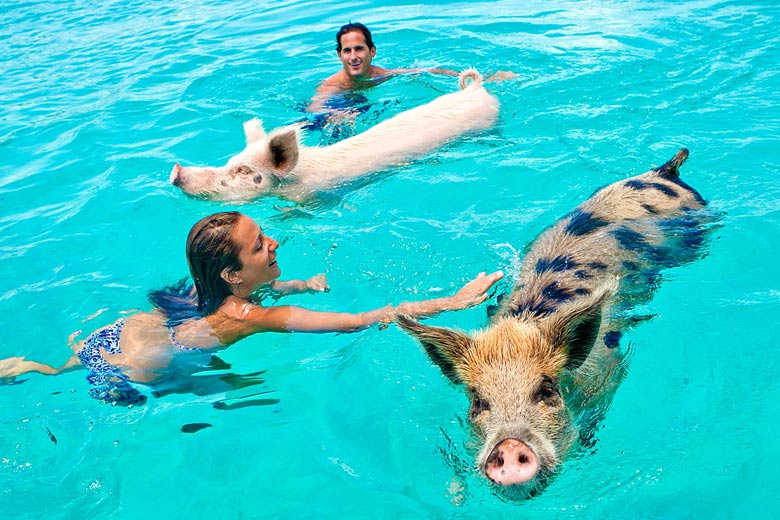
[1,0,779,517]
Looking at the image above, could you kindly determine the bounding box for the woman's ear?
[221,268,242,285]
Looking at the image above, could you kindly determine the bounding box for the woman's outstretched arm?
[243,271,504,334]
[0,354,82,382]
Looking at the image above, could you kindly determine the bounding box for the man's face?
[337,31,376,78]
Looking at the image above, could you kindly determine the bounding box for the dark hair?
[149,212,244,324]
[148,278,200,326]
[336,22,374,52]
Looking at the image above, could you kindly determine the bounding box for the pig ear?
[542,279,617,370]
[396,315,472,384]
[243,118,267,145]
[266,128,300,177]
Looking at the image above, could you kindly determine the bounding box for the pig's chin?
[179,183,261,203]
[489,476,550,502]
[178,187,220,201]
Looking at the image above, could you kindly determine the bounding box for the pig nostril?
[519,453,528,464]
[486,449,505,468]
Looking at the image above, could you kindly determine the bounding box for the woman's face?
[231,215,281,292]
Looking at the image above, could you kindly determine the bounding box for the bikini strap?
[168,326,202,352]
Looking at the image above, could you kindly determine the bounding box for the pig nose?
[170,163,183,186]
[485,438,540,486]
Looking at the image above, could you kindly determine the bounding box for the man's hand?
[305,274,330,293]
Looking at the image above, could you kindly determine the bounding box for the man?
[308,22,459,112]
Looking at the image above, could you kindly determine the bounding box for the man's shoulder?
[321,70,348,87]
[369,65,392,77]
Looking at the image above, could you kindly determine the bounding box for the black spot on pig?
[625,180,647,190]
[574,270,593,280]
[510,297,555,318]
[628,179,678,198]
[613,227,647,252]
[542,281,574,304]
[603,331,622,349]
[565,210,610,237]
[536,255,578,274]
[642,203,660,215]
[613,227,671,264]
[662,217,707,251]
[649,182,679,198]
[622,260,639,271]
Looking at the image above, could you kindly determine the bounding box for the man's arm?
[268,274,330,296]
[389,66,459,76]
[307,77,347,113]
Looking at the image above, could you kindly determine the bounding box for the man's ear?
[396,315,472,384]
[369,46,376,58]
[266,128,300,178]
[243,118,267,146]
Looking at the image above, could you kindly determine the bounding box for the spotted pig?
[397,149,713,499]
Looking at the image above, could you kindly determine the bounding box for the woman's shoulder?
[211,297,296,338]
[213,296,261,320]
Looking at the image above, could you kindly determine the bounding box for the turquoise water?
[1,0,779,517]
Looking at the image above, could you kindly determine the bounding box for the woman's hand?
[449,271,504,310]
[392,270,504,318]
[0,356,28,382]
[305,274,330,293]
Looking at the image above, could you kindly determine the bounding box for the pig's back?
[498,166,709,321]
[327,84,498,161]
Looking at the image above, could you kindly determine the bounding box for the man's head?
[335,22,377,79]
[336,22,374,52]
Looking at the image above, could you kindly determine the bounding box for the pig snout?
[170,163,184,186]
[485,438,540,486]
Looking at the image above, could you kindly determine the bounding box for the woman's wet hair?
[336,22,374,51]
[149,212,244,324]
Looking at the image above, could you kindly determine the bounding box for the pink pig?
[170,68,499,202]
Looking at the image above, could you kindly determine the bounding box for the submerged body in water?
[398,149,720,499]
[0,212,502,405]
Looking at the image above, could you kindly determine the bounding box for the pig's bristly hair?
[395,314,472,384]
[544,278,617,370]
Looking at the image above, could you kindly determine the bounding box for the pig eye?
[535,376,560,405]
[253,174,263,184]
[469,394,490,419]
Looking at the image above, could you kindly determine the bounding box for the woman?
[0,211,503,404]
